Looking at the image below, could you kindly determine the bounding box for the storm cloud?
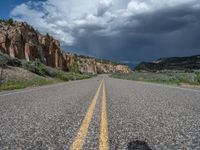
[10,0,200,65]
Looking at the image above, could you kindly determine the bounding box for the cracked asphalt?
[0,75,200,149]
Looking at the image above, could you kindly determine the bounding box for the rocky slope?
[135,55,200,72]
[0,19,130,74]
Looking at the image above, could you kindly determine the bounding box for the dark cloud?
[129,4,200,34]
[66,3,200,63]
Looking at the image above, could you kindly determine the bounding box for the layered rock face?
[77,57,97,74]
[0,20,131,74]
[0,21,73,71]
[96,62,130,73]
[77,57,131,74]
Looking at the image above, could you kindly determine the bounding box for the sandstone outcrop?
[96,62,130,74]
[77,57,131,74]
[0,20,131,74]
[77,57,97,74]
[0,21,70,70]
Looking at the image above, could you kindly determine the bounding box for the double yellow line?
[70,80,109,150]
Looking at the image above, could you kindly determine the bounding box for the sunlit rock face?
[77,57,131,74]
[0,20,131,74]
[96,63,131,74]
[0,20,78,71]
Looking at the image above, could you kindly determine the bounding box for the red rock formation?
[62,53,76,71]
[0,20,131,74]
[0,20,70,70]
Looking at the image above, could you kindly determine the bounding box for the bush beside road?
[111,72,200,88]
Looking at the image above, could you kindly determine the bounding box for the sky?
[1,0,200,66]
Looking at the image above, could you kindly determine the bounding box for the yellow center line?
[99,80,109,150]
[70,80,103,150]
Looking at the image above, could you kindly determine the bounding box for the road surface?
[0,75,200,149]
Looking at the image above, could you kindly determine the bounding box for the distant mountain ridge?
[135,55,200,71]
[0,19,131,74]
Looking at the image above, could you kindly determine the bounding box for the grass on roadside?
[0,71,94,91]
[110,72,200,86]
[0,77,61,91]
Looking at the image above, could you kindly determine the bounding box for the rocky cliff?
[77,56,131,74]
[0,20,130,74]
[135,55,200,72]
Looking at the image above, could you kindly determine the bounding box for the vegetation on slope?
[0,18,14,26]
[0,52,94,91]
[0,77,59,91]
[111,72,200,86]
[77,54,125,65]
[135,55,200,71]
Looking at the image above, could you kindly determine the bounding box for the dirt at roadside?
[179,83,200,90]
[1,66,41,81]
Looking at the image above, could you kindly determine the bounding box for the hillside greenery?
[111,72,200,86]
[69,61,79,73]
[77,54,124,65]
[95,58,124,65]
[0,52,94,91]
[0,18,14,26]
[0,77,60,91]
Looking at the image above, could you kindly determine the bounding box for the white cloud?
[126,0,198,15]
[97,0,113,16]
[127,1,151,14]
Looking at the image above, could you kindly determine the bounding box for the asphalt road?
[0,75,200,149]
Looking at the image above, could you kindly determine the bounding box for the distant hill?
[135,55,200,72]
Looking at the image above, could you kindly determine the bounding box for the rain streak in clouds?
[11,0,200,65]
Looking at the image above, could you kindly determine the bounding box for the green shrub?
[54,70,93,81]
[0,18,14,25]
[45,67,58,77]
[55,70,69,81]
[0,53,8,66]
[0,52,21,67]
[111,72,200,85]
[69,61,79,73]
[0,18,5,23]
[22,59,47,76]
[7,58,21,67]
[5,18,14,26]
[196,73,200,84]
